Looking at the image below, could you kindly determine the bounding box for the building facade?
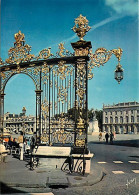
[4,107,36,134]
[103,102,139,134]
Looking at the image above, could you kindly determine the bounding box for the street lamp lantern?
[115,62,124,84]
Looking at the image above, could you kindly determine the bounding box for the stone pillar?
[133,125,137,134]
[128,126,131,134]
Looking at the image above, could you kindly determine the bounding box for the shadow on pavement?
[89,139,139,147]
[0,182,27,194]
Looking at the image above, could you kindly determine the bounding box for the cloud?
[105,0,138,16]
[62,15,125,43]
[90,15,124,32]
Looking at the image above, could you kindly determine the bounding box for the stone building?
[103,102,139,134]
[4,107,36,134]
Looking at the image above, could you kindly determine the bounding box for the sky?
[0,0,138,115]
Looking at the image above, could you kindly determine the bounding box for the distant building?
[4,107,36,134]
[103,102,139,134]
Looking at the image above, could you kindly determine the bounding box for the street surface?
[52,134,139,195]
[0,133,139,195]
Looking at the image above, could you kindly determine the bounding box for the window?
[105,112,107,115]
[110,117,113,123]
[115,117,118,123]
[131,116,134,123]
[120,116,123,123]
[131,110,133,114]
[115,111,117,115]
[105,117,108,123]
[137,116,139,122]
[126,116,128,123]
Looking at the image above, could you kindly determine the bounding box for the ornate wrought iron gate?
[0,15,123,152]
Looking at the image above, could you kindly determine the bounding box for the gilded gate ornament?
[37,48,53,60]
[88,47,123,79]
[72,14,91,40]
[14,30,25,47]
[5,30,35,65]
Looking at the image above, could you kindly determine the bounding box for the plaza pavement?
[88,132,139,147]
[0,153,103,194]
[0,133,138,194]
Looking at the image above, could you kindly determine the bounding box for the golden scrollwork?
[41,99,49,114]
[58,60,67,80]
[37,48,53,60]
[57,43,65,57]
[88,47,123,80]
[75,139,85,147]
[75,47,90,56]
[0,72,6,79]
[56,42,72,57]
[41,134,49,143]
[72,14,91,41]
[77,88,85,98]
[58,86,67,103]
[89,47,123,68]
[112,48,123,62]
[77,117,85,128]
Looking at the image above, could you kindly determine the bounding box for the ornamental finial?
[14,30,25,47]
[72,14,91,41]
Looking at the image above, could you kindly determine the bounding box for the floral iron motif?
[5,30,35,65]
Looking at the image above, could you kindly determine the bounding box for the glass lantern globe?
[115,63,124,84]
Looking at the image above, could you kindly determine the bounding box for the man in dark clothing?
[110,132,114,144]
[105,133,109,144]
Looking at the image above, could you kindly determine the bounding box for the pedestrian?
[98,132,102,141]
[105,132,109,144]
[17,131,24,160]
[110,132,114,144]
[30,135,35,153]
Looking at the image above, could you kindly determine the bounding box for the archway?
[4,73,36,135]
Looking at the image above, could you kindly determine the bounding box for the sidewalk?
[0,154,103,194]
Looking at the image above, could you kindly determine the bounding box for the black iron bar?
[49,66,51,145]
[52,70,53,117]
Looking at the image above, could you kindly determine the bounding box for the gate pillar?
[71,40,92,154]
[35,90,43,144]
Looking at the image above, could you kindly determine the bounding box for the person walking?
[17,132,24,160]
[110,132,114,144]
[105,132,109,144]
[98,132,102,141]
